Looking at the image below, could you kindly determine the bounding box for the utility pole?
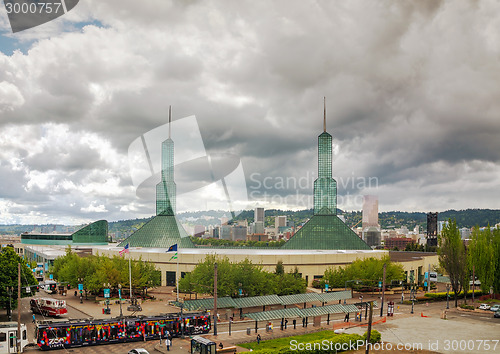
[213,262,218,336]
[365,301,373,354]
[380,263,386,317]
[17,262,21,354]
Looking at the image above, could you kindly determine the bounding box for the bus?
[30,298,67,317]
[0,322,28,354]
[35,312,211,350]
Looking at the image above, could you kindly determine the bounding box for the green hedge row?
[424,289,483,300]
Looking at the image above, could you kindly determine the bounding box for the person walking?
[165,338,171,351]
[257,334,261,345]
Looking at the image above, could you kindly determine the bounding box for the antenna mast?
[323,97,326,132]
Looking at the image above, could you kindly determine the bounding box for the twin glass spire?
[313,97,337,215]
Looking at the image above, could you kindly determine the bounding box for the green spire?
[313,97,337,215]
[156,106,176,216]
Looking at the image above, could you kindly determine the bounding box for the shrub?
[459,304,474,310]
[363,329,381,344]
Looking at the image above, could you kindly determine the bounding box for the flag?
[119,243,129,256]
[167,244,178,261]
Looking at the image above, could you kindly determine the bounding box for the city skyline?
[1,2,500,225]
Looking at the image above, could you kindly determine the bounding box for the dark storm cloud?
[1,0,500,223]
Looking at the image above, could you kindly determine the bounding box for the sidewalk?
[51,286,181,319]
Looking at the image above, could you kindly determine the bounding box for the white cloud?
[1,1,500,224]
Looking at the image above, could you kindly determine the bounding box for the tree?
[322,256,404,289]
[275,260,284,275]
[0,247,38,312]
[438,219,467,307]
[467,226,495,294]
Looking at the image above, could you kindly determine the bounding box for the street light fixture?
[78,278,83,304]
[103,283,111,314]
[6,287,13,321]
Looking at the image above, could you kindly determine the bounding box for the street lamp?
[118,284,123,317]
[78,278,83,304]
[104,283,111,313]
[446,284,450,310]
[6,287,13,321]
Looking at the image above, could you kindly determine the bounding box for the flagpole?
[128,248,132,303]
[176,251,179,302]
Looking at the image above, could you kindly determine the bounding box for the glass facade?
[156,139,176,216]
[313,132,337,215]
[117,215,194,248]
[281,214,371,250]
[72,220,108,244]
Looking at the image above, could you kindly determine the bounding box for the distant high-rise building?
[426,212,438,247]
[220,225,232,240]
[232,225,247,241]
[220,216,229,225]
[254,221,265,234]
[254,207,265,223]
[438,220,449,234]
[275,216,287,228]
[362,195,379,228]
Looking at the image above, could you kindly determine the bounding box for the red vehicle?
[30,298,67,317]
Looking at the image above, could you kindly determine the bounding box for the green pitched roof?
[281,214,371,250]
[118,214,194,248]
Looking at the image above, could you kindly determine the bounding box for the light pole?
[446,284,450,310]
[118,284,123,318]
[6,287,13,321]
[104,283,111,313]
[78,278,83,304]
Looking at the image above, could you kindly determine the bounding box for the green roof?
[316,290,352,303]
[279,293,322,305]
[245,308,303,322]
[245,304,361,321]
[180,291,352,310]
[118,214,194,248]
[181,297,237,311]
[281,214,371,250]
[232,295,282,308]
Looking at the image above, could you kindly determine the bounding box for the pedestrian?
[32,314,36,323]
[257,334,261,345]
[219,343,224,349]
[165,338,171,351]
[346,313,350,322]
[344,313,348,322]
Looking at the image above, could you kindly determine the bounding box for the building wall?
[95,248,438,287]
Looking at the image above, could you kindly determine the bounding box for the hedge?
[424,289,483,300]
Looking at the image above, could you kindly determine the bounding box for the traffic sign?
[78,284,83,291]
[104,288,110,298]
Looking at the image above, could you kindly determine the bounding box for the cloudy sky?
[1,0,499,225]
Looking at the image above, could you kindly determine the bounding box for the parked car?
[489,304,500,312]
[494,310,500,318]
[479,303,490,310]
[128,349,150,354]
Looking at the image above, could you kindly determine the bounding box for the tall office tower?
[426,212,438,247]
[362,195,379,228]
[313,98,337,215]
[254,207,265,222]
[275,216,287,228]
[156,106,176,216]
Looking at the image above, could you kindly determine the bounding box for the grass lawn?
[239,330,362,352]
